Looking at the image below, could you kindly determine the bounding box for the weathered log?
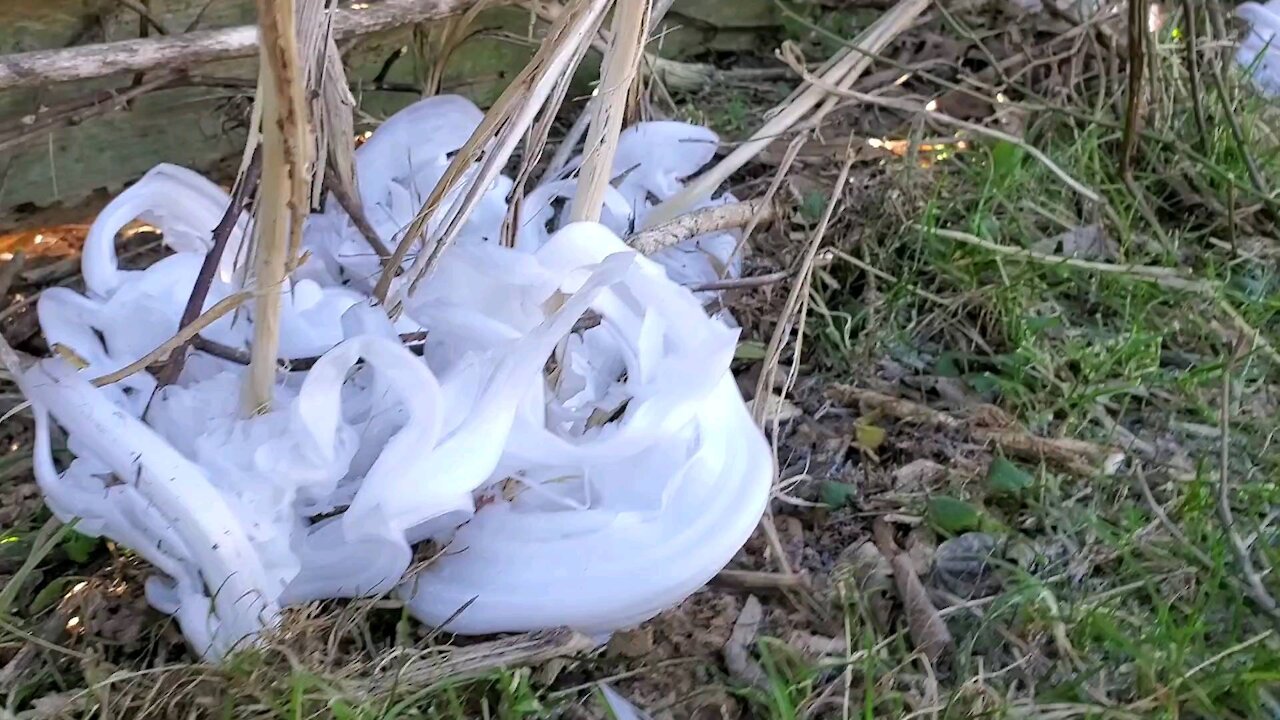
[0,0,478,91]
[0,0,779,230]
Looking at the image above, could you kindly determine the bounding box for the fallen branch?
[0,73,182,155]
[626,199,772,256]
[0,0,482,91]
[192,331,428,370]
[827,385,1125,478]
[713,569,810,591]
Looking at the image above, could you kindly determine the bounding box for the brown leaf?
[785,630,847,659]
[892,459,947,491]
[1029,224,1117,260]
[722,595,767,689]
[890,552,953,663]
[747,392,803,424]
[931,532,1001,597]
[833,541,894,631]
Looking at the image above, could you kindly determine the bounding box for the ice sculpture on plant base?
[18,94,773,660]
[1237,1,1280,96]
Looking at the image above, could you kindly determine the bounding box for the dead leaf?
[747,392,803,424]
[723,595,767,689]
[931,532,1001,598]
[833,541,894,631]
[786,630,847,659]
[854,422,887,455]
[1029,224,1116,260]
[891,552,954,663]
[607,627,655,658]
[874,519,953,663]
[892,459,947,491]
[905,526,936,577]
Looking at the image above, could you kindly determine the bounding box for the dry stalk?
[363,629,593,695]
[570,0,651,223]
[626,199,773,256]
[309,19,360,213]
[920,226,1213,293]
[499,21,595,248]
[775,50,1105,206]
[723,133,807,277]
[373,0,611,313]
[539,0,675,184]
[643,0,929,227]
[156,148,263,387]
[754,145,855,428]
[1215,351,1280,618]
[91,292,254,388]
[243,0,313,415]
[747,141,856,580]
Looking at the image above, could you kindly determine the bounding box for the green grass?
[780,9,1280,717]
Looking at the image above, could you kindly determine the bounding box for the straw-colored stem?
[244,0,309,416]
[642,0,929,227]
[570,0,650,223]
[373,0,610,311]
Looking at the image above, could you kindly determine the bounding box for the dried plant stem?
[193,331,427,370]
[570,0,650,222]
[91,291,253,388]
[539,0,674,184]
[921,226,1213,293]
[244,0,311,416]
[1215,353,1280,617]
[626,199,772,255]
[644,0,929,227]
[374,0,610,312]
[723,133,807,277]
[775,53,1104,206]
[1181,0,1210,152]
[325,170,391,259]
[1121,0,1145,177]
[713,570,809,591]
[156,147,262,387]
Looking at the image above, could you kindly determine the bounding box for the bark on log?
[0,0,477,91]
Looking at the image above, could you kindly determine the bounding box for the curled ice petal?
[399,223,772,635]
[352,248,637,533]
[28,94,773,659]
[403,377,772,635]
[1238,1,1280,96]
[19,360,277,659]
[82,164,244,298]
